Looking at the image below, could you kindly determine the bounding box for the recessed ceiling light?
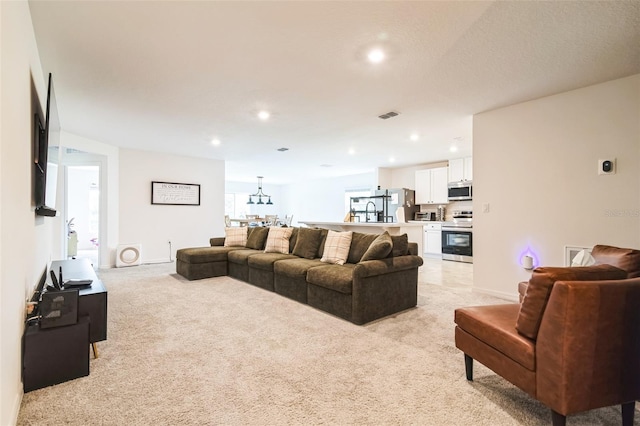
[348,148,355,155]
[211,138,221,146]
[410,133,419,141]
[450,146,459,153]
[258,110,270,121]
[368,48,385,63]
[389,157,395,163]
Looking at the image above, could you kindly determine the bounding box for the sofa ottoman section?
[273,258,324,303]
[176,246,239,280]
[247,253,297,291]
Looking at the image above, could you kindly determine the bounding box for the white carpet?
[17,263,632,425]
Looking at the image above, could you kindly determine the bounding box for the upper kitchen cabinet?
[448,157,473,183]
[415,167,448,204]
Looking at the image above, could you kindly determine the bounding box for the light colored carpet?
[17,263,632,425]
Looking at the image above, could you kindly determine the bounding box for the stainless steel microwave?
[447,181,472,201]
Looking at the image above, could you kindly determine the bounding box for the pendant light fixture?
[247,176,273,205]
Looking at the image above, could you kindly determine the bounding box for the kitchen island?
[298,221,425,256]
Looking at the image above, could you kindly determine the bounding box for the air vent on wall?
[378,111,400,119]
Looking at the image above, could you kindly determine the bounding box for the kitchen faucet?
[365,201,376,222]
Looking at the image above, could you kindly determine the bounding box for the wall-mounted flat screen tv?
[34,73,59,217]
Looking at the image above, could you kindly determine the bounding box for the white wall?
[473,74,640,299]
[282,172,376,224]
[0,1,50,423]
[225,180,283,219]
[119,148,225,263]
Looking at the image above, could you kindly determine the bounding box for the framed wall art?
[151,181,200,206]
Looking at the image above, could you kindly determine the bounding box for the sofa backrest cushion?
[288,227,299,253]
[292,227,324,259]
[347,232,378,264]
[246,227,269,250]
[388,234,409,257]
[516,264,627,340]
[360,231,393,261]
[321,230,353,265]
[316,228,329,258]
[224,227,247,247]
[592,244,640,278]
[264,227,294,254]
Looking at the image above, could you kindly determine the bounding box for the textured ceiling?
[29,1,640,184]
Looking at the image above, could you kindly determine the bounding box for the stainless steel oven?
[441,223,472,263]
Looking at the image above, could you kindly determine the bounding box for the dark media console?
[22,258,108,392]
[23,317,90,392]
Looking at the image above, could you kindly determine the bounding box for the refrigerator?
[374,188,418,223]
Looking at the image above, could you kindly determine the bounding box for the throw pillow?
[264,227,294,254]
[591,244,640,278]
[516,264,628,340]
[321,230,353,265]
[292,227,323,259]
[347,232,378,264]
[388,234,409,257]
[361,231,393,261]
[246,227,269,250]
[224,227,247,247]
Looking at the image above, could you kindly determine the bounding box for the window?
[225,193,251,218]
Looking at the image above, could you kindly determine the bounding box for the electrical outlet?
[482,203,490,213]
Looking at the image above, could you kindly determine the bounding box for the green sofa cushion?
[306,263,356,294]
[247,252,297,271]
[292,227,324,259]
[360,231,393,261]
[274,258,324,278]
[246,227,269,250]
[176,247,237,264]
[389,234,409,257]
[347,232,378,264]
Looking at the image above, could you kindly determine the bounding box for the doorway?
[65,165,100,267]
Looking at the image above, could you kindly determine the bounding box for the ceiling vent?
[320,164,333,168]
[277,147,289,152]
[378,111,400,120]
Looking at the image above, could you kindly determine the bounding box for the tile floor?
[418,256,473,288]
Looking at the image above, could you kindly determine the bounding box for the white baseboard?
[142,258,174,265]
[8,387,23,426]
[472,287,519,302]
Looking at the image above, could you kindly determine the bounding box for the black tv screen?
[34,73,59,217]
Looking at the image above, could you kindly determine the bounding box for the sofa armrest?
[518,281,528,303]
[354,255,424,279]
[408,242,418,256]
[536,278,640,415]
[210,237,225,247]
[350,255,422,324]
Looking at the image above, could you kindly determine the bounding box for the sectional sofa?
[176,226,424,325]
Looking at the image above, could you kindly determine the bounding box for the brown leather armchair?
[455,245,640,425]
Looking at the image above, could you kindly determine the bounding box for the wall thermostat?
[598,158,616,175]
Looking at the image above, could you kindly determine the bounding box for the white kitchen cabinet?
[423,223,442,256]
[448,157,473,183]
[415,167,448,204]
